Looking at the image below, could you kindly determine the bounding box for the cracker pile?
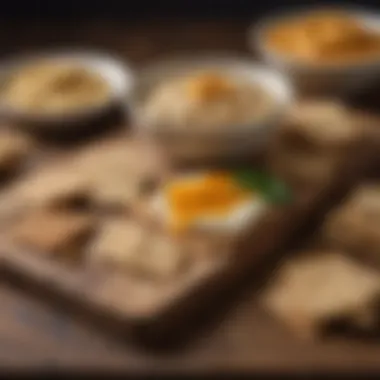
[0,137,220,280]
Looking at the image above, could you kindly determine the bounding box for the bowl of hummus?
[131,54,294,163]
[0,50,134,129]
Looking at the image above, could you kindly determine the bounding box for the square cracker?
[87,218,191,280]
[7,209,94,257]
[261,252,380,338]
[322,184,380,268]
[75,138,167,209]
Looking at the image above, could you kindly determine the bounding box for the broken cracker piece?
[88,218,189,280]
[0,131,32,173]
[140,233,189,278]
[7,209,94,257]
[280,101,358,152]
[261,252,380,338]
[88,218,146,268]
[0,164,90,219]
[322,184,380,268]
[89,174,142,210]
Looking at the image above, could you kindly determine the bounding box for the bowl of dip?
[0,50,134,131]
[131,54,294,164]
[250,7,380,96]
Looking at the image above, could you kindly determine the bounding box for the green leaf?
[233,169,293,205]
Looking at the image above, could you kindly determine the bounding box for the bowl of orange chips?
[251,7,380,95]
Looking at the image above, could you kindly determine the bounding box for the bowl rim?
[0,48,135,125]
[249,5,380,73]
[130,52,295,139]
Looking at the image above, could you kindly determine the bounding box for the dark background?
[1,0,378,19]
[0,0,378,62]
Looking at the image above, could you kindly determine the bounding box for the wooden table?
[2,18,380,374]
[4,275,380,374]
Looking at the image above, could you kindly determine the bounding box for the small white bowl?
[0,50,135,128]
[131,54,294,163]
[250,7,380,96]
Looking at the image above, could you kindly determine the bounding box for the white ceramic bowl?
[250,7,380,96]
[0,50,135,128]
[131,54,294,163]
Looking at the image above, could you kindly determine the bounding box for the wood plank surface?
[2,18,380,374]
[4,276,380,373]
